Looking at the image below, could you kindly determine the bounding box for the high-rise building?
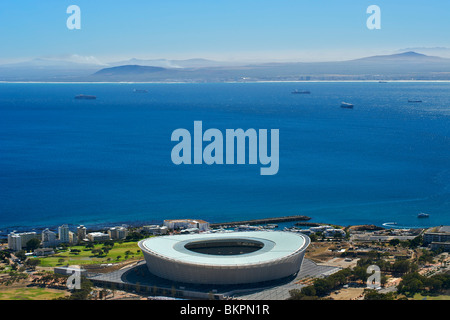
[77,225,87,242]
[58,224,70,243]
[7,233,22,252]
[68,231,76,244]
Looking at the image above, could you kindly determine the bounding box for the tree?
[69,278,94,300]
[25,258,40,270]
[313,278,332,296]
[15,250,27,261]
[398,273,425,295]
[389,239,400,247]
[409,236,423,249]
[301,286,317,297]
[364,289,395,300]
[25,238,41,251]
[309,233,318,242]
[85,243,95,249]
[392,260,414,275]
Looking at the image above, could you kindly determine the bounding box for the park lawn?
[38,241,143,267]
[0,287,68,300]
[412,293,450,300]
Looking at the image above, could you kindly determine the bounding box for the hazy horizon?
[1,1,450,65]
[2,47,450,67]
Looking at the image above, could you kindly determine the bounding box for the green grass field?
[412,293,450,300]
[0,287,68,300]
[37,241,143,267]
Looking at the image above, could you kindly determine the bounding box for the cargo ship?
[75,94,96,100]
[417,212,429,218]
[340,102,354,108]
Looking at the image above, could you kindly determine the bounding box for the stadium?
[138,231,310,285]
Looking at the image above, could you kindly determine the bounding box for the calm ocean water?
[0,82,449,233]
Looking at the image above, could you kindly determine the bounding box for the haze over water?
[0,82,449,232]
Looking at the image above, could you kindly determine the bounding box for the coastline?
[3,80,450,84]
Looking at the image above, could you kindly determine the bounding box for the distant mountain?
[93,65,166,75]
[397,47,450,59]
[353,51,446,62]
[108,59,182,68]
[3,51,450,82]
[74,51,450,82]
[108,58,246,69]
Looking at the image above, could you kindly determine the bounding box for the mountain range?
[2,51,450,82]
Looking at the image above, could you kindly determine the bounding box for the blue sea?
[0,82,449,234]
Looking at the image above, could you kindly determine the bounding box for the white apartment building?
[108,226,128,240]
[42,228,59,248]
[7,232,40,251]
[58,224,70,243]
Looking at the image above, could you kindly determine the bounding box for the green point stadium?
[138,231,310,285]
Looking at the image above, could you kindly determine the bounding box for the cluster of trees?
[397,272,450,296]
[125,231,145,241]
[0,251,11,262]
[54,278,94,300]
[355,256,418,278]
[364,289,398,300]
[289,268,354,300]
[83,241,115,257]
[289,252,429,300]
[24,238,41,251]
[0,270,28,286]
[417,248,444,265]
[387,236,422,249]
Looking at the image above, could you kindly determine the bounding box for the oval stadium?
[138,231,310,285]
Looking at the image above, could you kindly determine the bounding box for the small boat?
[292,90,310,94]
[408,99,422,103]
[75,94,96,100]
[417,213,429,218]
[340,102,354,108]
[133,89,148,93]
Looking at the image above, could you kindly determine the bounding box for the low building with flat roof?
[424,226,450,244]
[142,225,168,235]
[87,232,110,242]
[424,226,450,251]
[164,219,210,231]
[34,248,55,256]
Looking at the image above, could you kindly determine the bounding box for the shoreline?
[2,80,450,84]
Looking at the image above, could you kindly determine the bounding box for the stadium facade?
[138,231,310,285]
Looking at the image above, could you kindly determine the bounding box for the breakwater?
[210,215,311,228]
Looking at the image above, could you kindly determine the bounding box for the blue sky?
[0,0,449,63]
